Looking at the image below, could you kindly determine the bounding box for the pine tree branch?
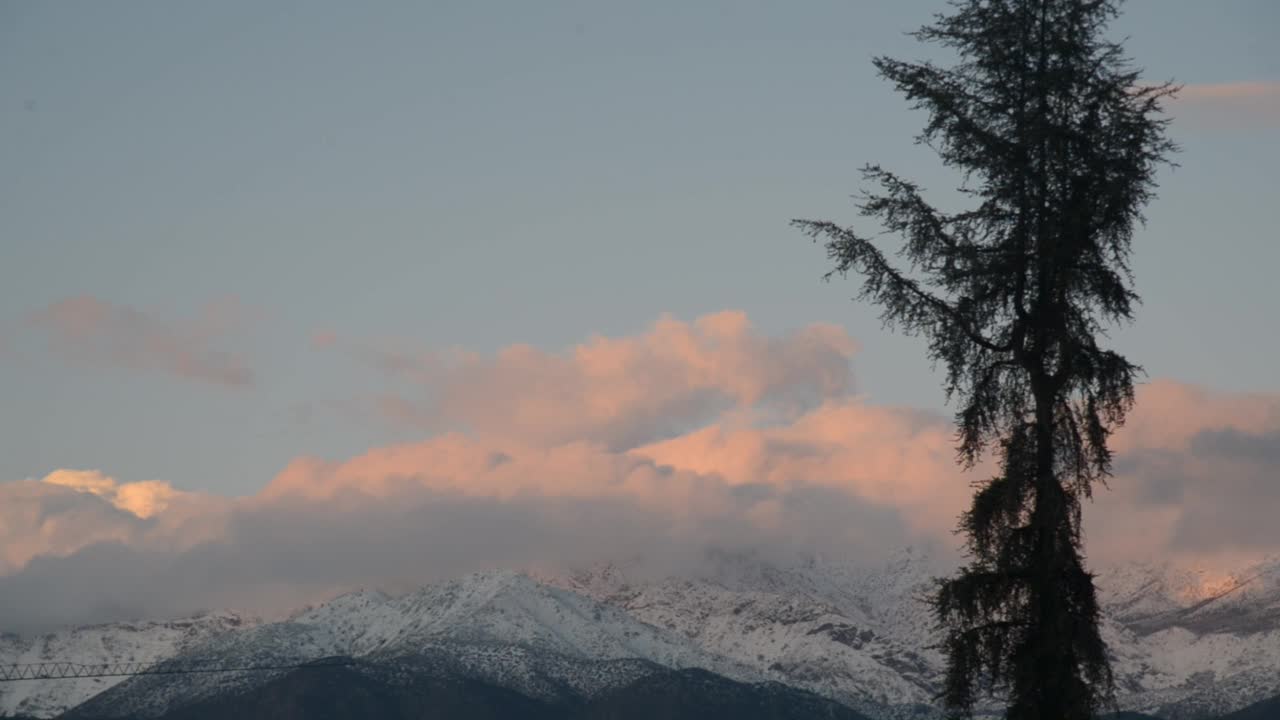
[793,219,1012,354]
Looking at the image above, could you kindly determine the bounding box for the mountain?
[1100,558,1280,636]
[90,663,871,720]
[0,612,250,719]
[577,667,872,720]
[109,662,560,720]
[544,549,1280,719]
[1095,557,1280,719]
[4,549,1279,720]
[541,550,943,718]
[1214,691,1280,720]
[61,571,758,719]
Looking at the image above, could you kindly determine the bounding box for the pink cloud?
[1088,381,1280,565]
[310,329,338,349]
[261,367,1280,571]
[1171,81,1280,131]
[362,311,858,450]
[1178,81,1280,103]
[0,470,225,576]
[630,399,969,538]
[30,296,255,387]
[2,313,1279,628]
[1110,379,1279,455]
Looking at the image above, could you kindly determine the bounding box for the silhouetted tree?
[794,1,1176,718]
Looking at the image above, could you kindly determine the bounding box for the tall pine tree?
[794,1,1176,717]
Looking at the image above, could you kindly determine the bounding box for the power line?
[0,657,352,682]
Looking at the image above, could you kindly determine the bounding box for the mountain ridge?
[4,549,1278,720]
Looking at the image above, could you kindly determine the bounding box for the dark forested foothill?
[58,664,872,720]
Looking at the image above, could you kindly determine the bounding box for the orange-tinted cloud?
[356,312,858,450]
[630,399,969,537]
[42,469,181,518]
[2,313,1279,630]
[1172,81,1280,131]
[253,371,1280,572]
[1110,379,1279,454]
[1088,381,1280,566]
[0,470,225,576]
[29,296,255,387]
[310,329,338,349]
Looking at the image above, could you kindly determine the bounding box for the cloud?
[310,329,338,349]
[1171,81,1280,131]
[29,295,255,387]
[0,454,916,632]
[42,469,181,519]
[0,479,141,577]
[2,313,1278,632]
[630,399,968,538]
[0,483,914,633]
[351,311,858,450]
[1188,427,1280,465]
[0,470,223,577]
[1078,380,1280,568]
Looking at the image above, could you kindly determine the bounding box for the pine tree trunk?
[1017,381,1095,720]
[1030,390,1062,720]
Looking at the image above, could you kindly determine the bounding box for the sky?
[1,0,1278,631]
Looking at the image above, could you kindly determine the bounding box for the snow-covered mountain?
[1098,557,1280,719]
[0,612,251,718]
[59,571,759,720]
[540,549,944,719]
[5,550,1280,720]
[546,550,1280,719]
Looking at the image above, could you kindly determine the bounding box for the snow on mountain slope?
[9,551,1280,720]
[566,576,938,716]
[281,570,752,675]
[1097,557,1280,719]
[64,571,756,719]
[541,550,946,719]
[0,612,252,719]
[1100,557,1280,636]
[545,549,1280,720]
[61,616,356,720]
[372,643,665,702]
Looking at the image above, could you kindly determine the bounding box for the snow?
[0,612,252,718]
[6,550,1280,719]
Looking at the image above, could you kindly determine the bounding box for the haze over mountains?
[4,547,1278,720]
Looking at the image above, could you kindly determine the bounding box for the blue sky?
[2,0,1277,496]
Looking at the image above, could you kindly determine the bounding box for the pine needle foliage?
[793,2,1176,718]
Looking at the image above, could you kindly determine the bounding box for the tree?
[793,1,1176,718]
